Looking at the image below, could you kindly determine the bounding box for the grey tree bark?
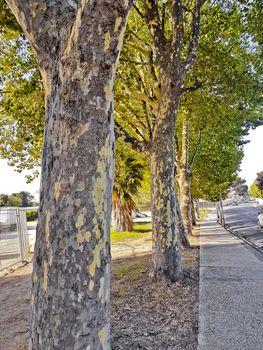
[149,91,183,281]
[176,120,202,236]
[177,121,193,235]
[191,198,197,226]
[144,0,205,280]
[175,196,190,249]
[5,1,131,349]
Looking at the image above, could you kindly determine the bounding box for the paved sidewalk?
[198,212,263,350]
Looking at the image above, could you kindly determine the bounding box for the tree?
[7,193,22,207]
[0,194,9,206]
[116,0,263,275]
[250,181,263,199]
[142,0,205,281]
[0,15,44,178]
[173,0,263,234]
[5,1,132,348]
[255,171,263,196]
[230,177,248,198]
[19,191,35,207]
[115,0,206,281]
[112,142,145,232]
[175,120,202,235]
[0,192,34,207]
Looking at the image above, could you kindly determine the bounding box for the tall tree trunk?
[178,121,193,235]
[194,199,200,219]
[180,174,193,235]
[6,1,131,349]
[142,0,204,280]
[191,197,197,226]
[175,196,190,249]
[149,89,183,282]
[111,191,133,232]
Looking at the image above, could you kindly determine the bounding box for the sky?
[238,125,263,186]
[0,160,40,199]
[0,125,262,196]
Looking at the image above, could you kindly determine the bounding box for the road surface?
[223,202,263,248]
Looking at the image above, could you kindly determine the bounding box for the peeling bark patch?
[104,31,111,52]
[114,17,122,32]
[39,68,51,97]
[98,327,106,346]
[89,243,102,278]
[42,261,48,290]
[76,232,85,244]
[89,259,96,278]
[75,208,90,244]
[45,210,51,243]
[84,231,91,241]
[89,280,94,291]
[98,277,104,300]
[104,85,112,104]
[53,181,61,201]
[76,208,87,229]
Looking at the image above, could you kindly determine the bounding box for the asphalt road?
[223,202,263,248]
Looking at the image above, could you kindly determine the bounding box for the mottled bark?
[180,173,193,235]
[149,85,183,282]
[5,1,131,349]
[191,198,197,226]
[143,0,205,280]
[175,196,190,249]
[194,199,200,219]
[178,121,193,235]
[111,191,133,232]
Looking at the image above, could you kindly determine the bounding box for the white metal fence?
[0,207,29,271]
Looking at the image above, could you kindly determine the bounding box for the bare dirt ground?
[0,262,32,350]
[0,236,199,350]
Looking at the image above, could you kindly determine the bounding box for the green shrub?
[26,209,38,222]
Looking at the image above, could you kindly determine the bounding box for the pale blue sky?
[0,125,262,196]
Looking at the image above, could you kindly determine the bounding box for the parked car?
[258,208,263,229]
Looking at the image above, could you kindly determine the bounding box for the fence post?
[16,208,24,262]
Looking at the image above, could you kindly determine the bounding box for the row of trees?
[0,191,36,207]
[1,0,263,348]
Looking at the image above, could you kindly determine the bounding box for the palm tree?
[112,142,145,232]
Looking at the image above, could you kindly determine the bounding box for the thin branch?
[183,0,206,75]
[114,120,145,150]
[133,4,145,19]
[161,3,166,31]
[189,129,202,172]
[181,79,202,94]
[120,58,150,65]
[142,101,153,140]
[172,0,184,63]
[143,0,166,49]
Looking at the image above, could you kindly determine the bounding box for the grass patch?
[115,262,146,281]
[133,221,152,232]
[199,208,209,221]
[188,235,199,247]
[110,222,151,242]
